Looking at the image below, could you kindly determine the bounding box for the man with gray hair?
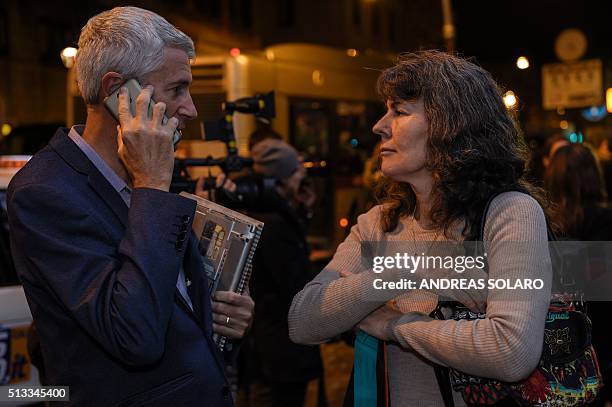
[7,6,252,406]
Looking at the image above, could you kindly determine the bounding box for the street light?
[60,46,78,126]
[60,47,78,68]
[516,56,530,70]
[503,91,517,109]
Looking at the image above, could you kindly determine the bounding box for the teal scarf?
[354,331,379,406]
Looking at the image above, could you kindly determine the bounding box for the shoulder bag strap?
[430,304,455,407]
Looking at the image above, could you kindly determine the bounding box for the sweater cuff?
[387,312,432,344]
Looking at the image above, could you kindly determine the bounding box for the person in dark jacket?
[7,7,253,406]
[241,138,324,407]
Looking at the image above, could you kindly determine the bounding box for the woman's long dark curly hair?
[375,50,548,239]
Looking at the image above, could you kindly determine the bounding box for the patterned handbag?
[430,191,603,406]
[432,300,602,406]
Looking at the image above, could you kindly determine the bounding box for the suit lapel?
[87,170,128,227]
[49,129,128,227]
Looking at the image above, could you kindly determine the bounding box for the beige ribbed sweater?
[288,192,552,406]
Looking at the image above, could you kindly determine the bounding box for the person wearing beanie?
[248,123,283,151]
[251,138,301,180]
[239,138,325,407]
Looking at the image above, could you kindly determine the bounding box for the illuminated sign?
[542,59,603,110]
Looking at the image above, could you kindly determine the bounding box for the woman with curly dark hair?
[288,51,553,406]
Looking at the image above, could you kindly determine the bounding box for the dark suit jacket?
[7,128,232,406]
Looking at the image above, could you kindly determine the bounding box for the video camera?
[171,92,279,206]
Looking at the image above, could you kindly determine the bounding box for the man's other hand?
[117,85,177,191]
[211,290,254,339]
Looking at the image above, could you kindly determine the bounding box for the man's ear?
[101,72,123,99]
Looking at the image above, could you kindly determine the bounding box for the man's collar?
[67,126,128,195]
[49,127,128,227]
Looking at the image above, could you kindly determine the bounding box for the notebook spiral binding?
[216,226,262,352]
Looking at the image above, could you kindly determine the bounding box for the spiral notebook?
[180,192,264,350]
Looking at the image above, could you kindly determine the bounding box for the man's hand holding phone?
[116,85,178,191]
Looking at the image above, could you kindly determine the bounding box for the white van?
[0,155,42,395]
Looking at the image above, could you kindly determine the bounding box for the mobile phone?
[103,79,182,149]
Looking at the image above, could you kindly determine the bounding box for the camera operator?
[240,138,323,407]
[195,172,237,201]
[7,6,253,406]
[248,122,282,151]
